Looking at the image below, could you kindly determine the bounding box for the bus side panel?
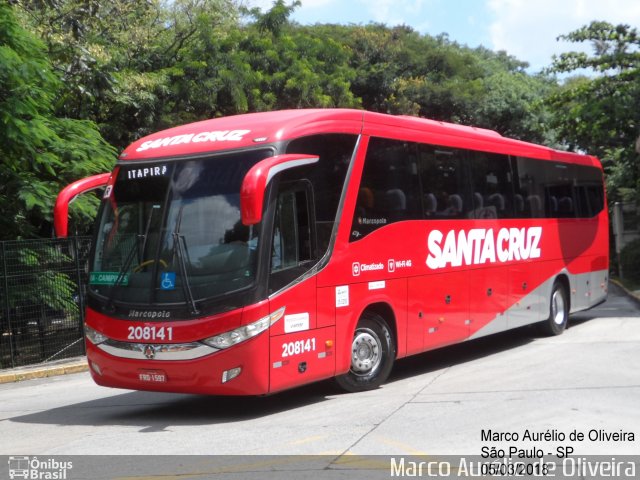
[589,265,609,307]
[268,326,336,394]
[408,270,469,352]
[317,286,336,328]
[334,278,408,376]
[508,261,544,329]
[468,264,509,336]
[269,276,337,392]
[269,277,318,337]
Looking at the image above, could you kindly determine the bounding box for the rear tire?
[539,281,568,336]
[335,312,395,392]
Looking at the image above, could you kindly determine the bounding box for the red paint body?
[55,109,608,395]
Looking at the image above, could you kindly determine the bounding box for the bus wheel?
[539,281,568,336]
[335,312,395,392]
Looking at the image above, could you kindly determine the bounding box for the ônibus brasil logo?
[426,227,542,270]
[8,456,72,479]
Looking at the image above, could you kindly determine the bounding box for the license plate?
[138,370,167,383]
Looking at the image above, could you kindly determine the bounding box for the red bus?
[55,109,608,395]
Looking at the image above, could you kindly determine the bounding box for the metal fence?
[0,237,92,369]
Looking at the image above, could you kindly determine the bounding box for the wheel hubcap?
[552,290,566,325]
[351,329,382,375]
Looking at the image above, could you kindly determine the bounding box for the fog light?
[85,324,108,345]
[90,361,102,376]
[222,367,242,383]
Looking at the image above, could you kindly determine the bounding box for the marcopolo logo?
[128,310,171,320]
[426,226,542,270]
[8,456,72,479]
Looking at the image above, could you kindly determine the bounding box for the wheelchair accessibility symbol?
[160,272,176,290]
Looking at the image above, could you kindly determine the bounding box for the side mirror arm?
[240,154,319,225]
[54,173,112,237]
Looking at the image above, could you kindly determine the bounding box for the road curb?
[0,358,88,384]
[609,279,640,307]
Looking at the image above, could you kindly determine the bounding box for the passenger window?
[512,156,545,218]
[544,163,576,218]
[350,138,422,241]
[574,165,604,218]
[469,151,513,219]
[419,146,471,219]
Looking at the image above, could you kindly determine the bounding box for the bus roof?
[119,109,600,168]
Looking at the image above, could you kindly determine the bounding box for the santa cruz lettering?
[426,227,542,270]
[135,130,251,152]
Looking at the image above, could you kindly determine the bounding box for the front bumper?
[86,332,270,395]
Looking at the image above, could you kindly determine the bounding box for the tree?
[17,0,239,149]
[317,23,553,142]
[0,3,115,239]
[164,1,360,118]
[548,21,640,202]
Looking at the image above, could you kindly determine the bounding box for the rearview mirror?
[54,173,112,237]
[240,154,319,225]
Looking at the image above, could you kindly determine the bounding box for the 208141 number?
[128,326,173,341]
[282,338,316,358]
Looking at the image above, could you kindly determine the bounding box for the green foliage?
[17,0,239,148]
[548,21,640,202]
[620,238,640,284]
[0,3,116,240]
[5,0,586,241]
[307,23,553,142]
[12,246,79,314]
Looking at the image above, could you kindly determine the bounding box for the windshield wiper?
[172,205,199,315]
[106,205,160,311]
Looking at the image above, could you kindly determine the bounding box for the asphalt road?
[1,283,638,463]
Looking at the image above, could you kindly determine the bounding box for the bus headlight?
[201,307,285,350]
[85,324,108,345]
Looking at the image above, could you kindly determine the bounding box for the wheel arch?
[360,302,398,359]
[554,273,571,313]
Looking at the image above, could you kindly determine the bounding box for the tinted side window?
[269,185,314,293]
[544,162,576,218]
[575,165,605,218]
[350,138,422,241]
[469,151,513,219]
[285,134,357,254]
[419,146,471,220]
[512,156,545,218]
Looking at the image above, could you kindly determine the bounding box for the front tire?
[335,312,395,392]
[539,281,568,336]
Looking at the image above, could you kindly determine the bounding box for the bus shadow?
[9,287,632,430]
[389,285,636,384]
[8,380,335,430]
[8,329,538,431]
[389,326,536,384]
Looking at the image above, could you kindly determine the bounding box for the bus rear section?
[55,109,608,395]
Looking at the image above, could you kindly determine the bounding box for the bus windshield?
[89,149,272,308]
